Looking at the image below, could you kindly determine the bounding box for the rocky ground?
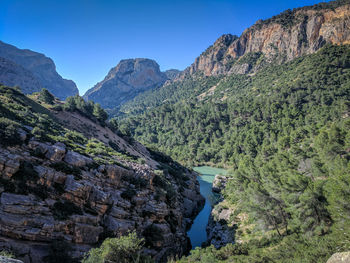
[206,174,235,248]
[0,135,204,262]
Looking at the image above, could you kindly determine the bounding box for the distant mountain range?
[0,40,78,100]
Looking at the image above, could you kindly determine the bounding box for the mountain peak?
[179,0,350,78]
[83,58,168,109]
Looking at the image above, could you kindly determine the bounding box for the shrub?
[82,232,153,263]
[108,118,119,132]
[65,130,87,145]
[51,104,63,111]
[0,117,21,146]
[38,88,55,104]
[31,126,46,140]
[0,249,15,258]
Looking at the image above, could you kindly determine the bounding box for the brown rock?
[64,151,93,167]
[45,143,66,162]
[73,224,103,244]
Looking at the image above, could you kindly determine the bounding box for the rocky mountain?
[0,41,78,100]
[111,0,350,119]
[0,57,42,94]
[164,69,181,80]
[0,86,204,263]
[83,58,168,109]
[179,0,350,78]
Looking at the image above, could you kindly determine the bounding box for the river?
[187,166,227,248]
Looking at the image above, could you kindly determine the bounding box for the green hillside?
[119,45,350,262]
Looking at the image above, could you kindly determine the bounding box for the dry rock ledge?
[327,252,350,263]
[0,138,204,262]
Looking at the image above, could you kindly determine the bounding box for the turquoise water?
[187,166,227,248]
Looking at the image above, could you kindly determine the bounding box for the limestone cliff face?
[0,132,203,263]
[180,1,350,77]
[0,41,78,99]
[0,142,203,263]
[83,59,168,109]
[0,87,204,263]
[0,57,42,94]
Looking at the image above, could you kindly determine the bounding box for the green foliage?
[0,249,15,258]
[85,138,135,165]
[93,103,108,123]
[116,45,350,262]
[0,117,21,146]
[63,95,108,124]
[108,118,119,132]
[64,130,87,145]
[82,232,153,263]
[38,88,55,104]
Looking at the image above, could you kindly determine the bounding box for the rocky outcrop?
[212,174,229,193]
[206,201,235,249]
[179,1,350,78]
[83,59,168,109]
[327,252,350,263]
[0,41,78,100]
[0,139,204,263]
[0,256,23,263]
[164,69,181,80]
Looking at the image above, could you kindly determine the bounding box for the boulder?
[212,174,228,193]
[64,151,93,167]
[45,142,66,162]
[0,256,24,263]
[327,252,350,263]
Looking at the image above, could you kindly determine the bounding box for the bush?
[108,118,119,132]
[65,130,87,145]
[38,88,55,104]
[82,232,153,263]
[0,249,15,258]
[0,117,21,146]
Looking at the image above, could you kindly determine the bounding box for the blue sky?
[0,0,330,94]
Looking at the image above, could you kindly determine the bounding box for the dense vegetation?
[118,45,350,262]
[83,232,153,263]
[0,86,139,166]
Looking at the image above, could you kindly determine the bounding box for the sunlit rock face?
[0,41,78,99]
[84,58,168,109]
[178,3,350,78]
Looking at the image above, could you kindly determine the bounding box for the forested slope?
[119,45,350,262]
[120,45,350,166]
